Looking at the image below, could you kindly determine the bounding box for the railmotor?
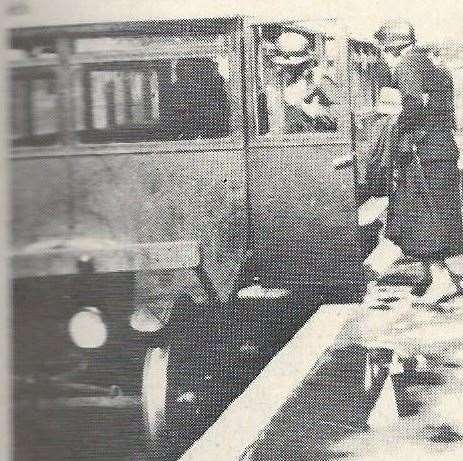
[9,15,381,460]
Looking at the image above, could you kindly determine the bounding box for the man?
[374,21,463,303]
[264,31,338,134]
[166,57,231,140]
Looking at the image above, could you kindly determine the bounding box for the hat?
[271,32,314,66]
[375,87,402,115]
[374,21,416,49]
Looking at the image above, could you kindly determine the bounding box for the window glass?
[10,72,59,146]
[255,25,341,136]
[9,42,60,147]
[72,36,232,143]
[350,42,378,115]
[85,70,160,129]
[11,78,28,141]
[8,45,58,63]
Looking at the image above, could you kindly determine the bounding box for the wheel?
[142,346,170,442]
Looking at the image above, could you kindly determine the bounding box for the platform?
[180,303,463,460]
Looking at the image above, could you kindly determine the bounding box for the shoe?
[411,263,459,305]
[410,266,432,297]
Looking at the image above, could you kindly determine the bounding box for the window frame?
[244,19,352,148]
[10,64,63,148]
[348,39,380,117]
[10,20,245,157]
[70,48,236,146]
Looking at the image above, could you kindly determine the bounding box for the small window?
[10,71,59,147]
[72,35,233,144]
[255,25,341,136]
[9,41,60,147]
[350,42,378,116]
[8,44,58,64]
[73,66,162,137]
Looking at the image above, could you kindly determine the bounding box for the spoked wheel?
[142,346,170,444]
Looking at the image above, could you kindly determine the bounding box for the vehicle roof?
[8,15,372,47]
[7,12,373,42]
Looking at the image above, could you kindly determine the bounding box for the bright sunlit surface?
[68,307,108,349]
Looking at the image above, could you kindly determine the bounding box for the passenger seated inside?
[165,57,231,140]
[257,31,339,135]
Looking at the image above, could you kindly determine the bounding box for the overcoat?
[383,47,463,258]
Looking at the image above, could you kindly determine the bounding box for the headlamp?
[68,307,107,349]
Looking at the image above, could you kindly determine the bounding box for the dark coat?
[392,47,458,161]
[429,65,457,131]
[383,47,463,258]
[364,114,399,198]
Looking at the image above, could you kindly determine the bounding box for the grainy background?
[4,1,463,461]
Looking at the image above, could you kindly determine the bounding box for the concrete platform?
[180,303,463,460]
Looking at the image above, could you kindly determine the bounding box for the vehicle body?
[9,15,383,460]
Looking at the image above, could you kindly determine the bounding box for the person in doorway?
[374,21,463,303]
[264,31,338,134]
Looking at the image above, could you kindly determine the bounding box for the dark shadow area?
[427,424,463,444]
[393,370,447,388]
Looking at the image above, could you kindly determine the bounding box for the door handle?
[333,154,354,170]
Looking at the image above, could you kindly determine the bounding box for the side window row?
[10,28,382,148]
[73,58,231,143]
[10,35,233,146]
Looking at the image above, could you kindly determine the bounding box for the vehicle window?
[348,42,380,184]
[350,42,378,116]
[9,45,60,147]
[254,25,341,136]
[72,35,232,143]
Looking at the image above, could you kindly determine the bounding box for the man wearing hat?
[264,31,338,134]
[374,21,463,303]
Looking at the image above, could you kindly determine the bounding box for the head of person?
[271,31,316,83]
[374,21,416,69]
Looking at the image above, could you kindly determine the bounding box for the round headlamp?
[68,307,107,349]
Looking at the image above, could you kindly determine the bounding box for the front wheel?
[142,346,170,442]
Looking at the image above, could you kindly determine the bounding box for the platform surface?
[181,302,463,461]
